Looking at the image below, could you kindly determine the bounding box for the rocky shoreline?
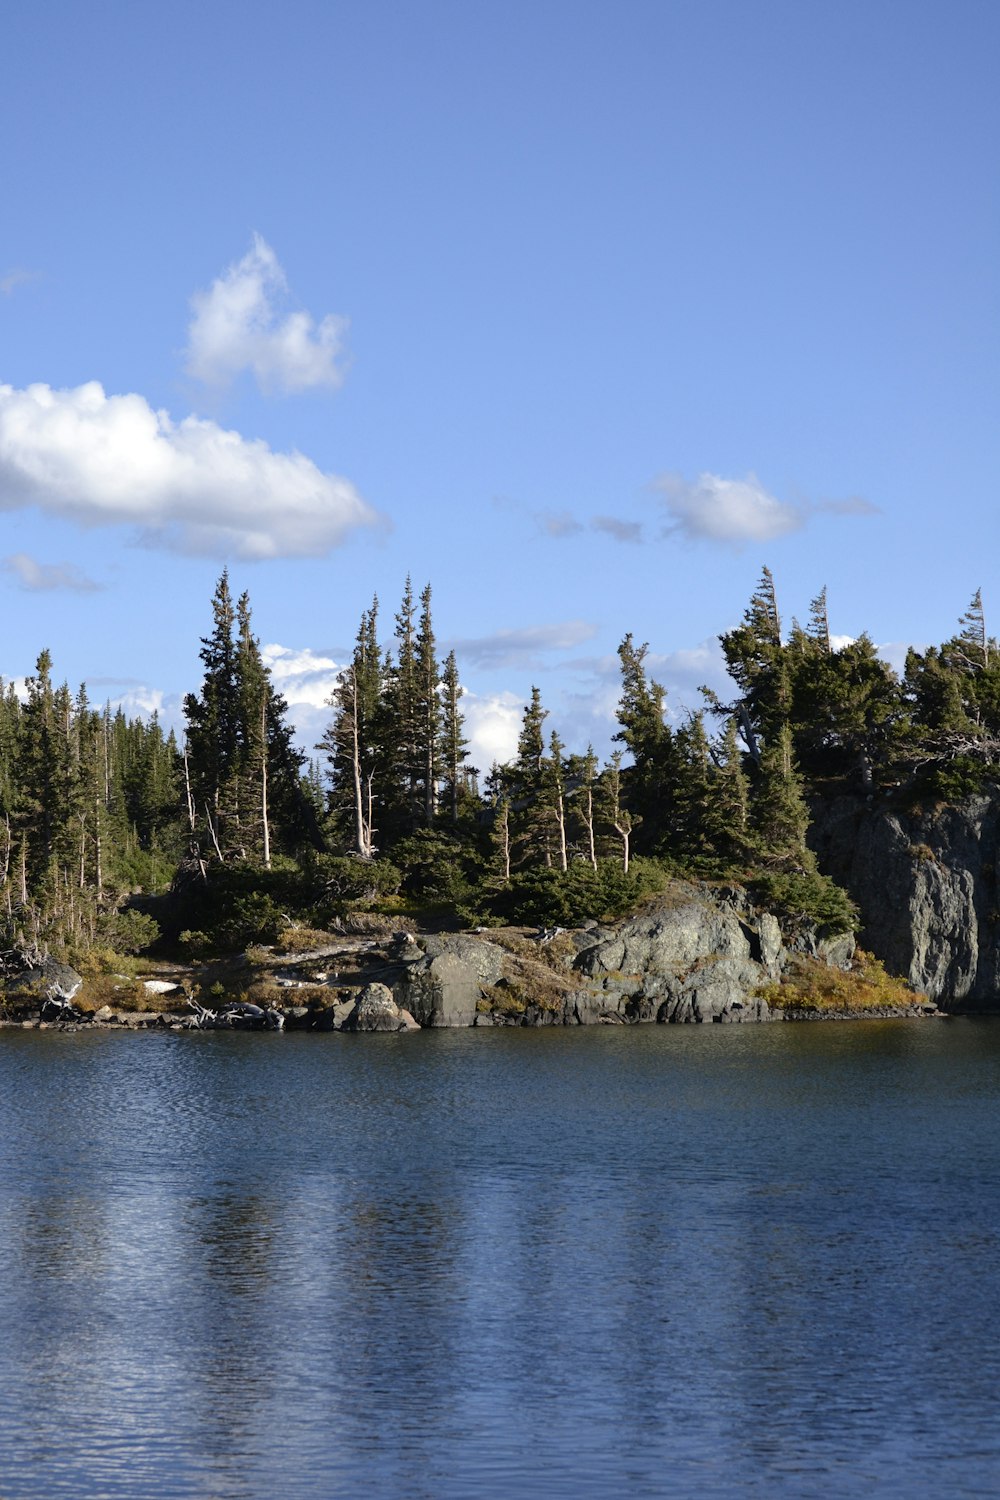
[1,878,939,1032]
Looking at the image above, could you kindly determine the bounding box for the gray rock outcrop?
[393,935,504,1028]
[6,958,83,1007]
[572,889,781,1023]
[342,982,419,1032]
[811,791,1000,1007]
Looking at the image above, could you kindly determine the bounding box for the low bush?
[759,951,923,1013]
[748,870,858,935]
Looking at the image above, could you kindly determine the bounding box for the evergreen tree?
[614,634,674,848]
[185,573,304,864]
[752,723,814,870]
[385,576,420,827]
[510,687,550,867]
[322,598,383,858]
[184,570,238,853]
[439,650,469,824]
[714,566,788,761]
[543,729,569,872]
[567,746,599,869]
[415,583,441,824]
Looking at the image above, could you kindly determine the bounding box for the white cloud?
[0,381,381,560]
[3,552,102,592]
[656,471,803,546]
[1,268,38,296]
[463,690,524,769]
[447,620,598,670]
[186,235,348,394]
[262,643,342,748]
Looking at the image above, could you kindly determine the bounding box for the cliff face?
[810,792,1000,1008]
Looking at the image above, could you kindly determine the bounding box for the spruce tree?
[415,583,441,824]
[439,650,469,825]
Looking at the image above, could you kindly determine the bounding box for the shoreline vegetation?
[1,567,998,1027]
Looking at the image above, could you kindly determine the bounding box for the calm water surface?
[1,1020,999,1498]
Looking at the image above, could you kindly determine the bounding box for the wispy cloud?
[185,235,348,394]
[655,471,877,547]
[592,515,642,544]
[0,268,39,296]
[538,510,585,538]
[447,620,598,670]
[818,496,879,517]
[3,552,103,593]
[495,496,644,544]
[0,381,382,560]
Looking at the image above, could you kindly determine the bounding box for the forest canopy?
[1,566,995,962]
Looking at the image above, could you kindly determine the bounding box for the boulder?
[6,958,83,1006]
[574,885,781,1024]
[394,945,495,1027]
[342,983,419,1033]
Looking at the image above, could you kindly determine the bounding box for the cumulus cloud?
[462,690,524,769]
[447,620,598,671]
[656,471,803,546]
[186,235,348,393]
[0,381,381,560]
[261,643,343,746]
[3,552,102,592]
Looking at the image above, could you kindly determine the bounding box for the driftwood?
[187,998,284,1032]
[40,993,83,1024]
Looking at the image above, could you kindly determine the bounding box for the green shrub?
[212,892,285,950]
[97,907,161,955]
[748,870,857,934]
[489,857,670,928]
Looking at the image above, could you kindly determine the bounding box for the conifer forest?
[3,565,999,966]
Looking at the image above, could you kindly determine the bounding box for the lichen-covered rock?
[418,934,505,985]
[342,983,419,1033]
[573,885,781,1023]
[394,946,495,1027]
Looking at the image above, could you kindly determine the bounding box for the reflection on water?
[1,1022,1000,1497]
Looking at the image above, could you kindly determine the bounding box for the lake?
[2,1020,999,1498]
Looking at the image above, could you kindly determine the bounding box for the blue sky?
[1,0,997,770]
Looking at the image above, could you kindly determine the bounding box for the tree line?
[2,565,997,958]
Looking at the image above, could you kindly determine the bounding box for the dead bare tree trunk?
[261,699,271,870]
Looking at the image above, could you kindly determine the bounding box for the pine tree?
[415,583,441,824]
[322,598,383,858]
[567,746,599,869]
[386,576,420,827]
[752,723,814,870]
[184,570,238,854]
[714,566,787,762]
[439,650,469,824]
[185,573,304,864]
[543,729,569,872]
[614,633,673,847]
[510,687,550,867]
